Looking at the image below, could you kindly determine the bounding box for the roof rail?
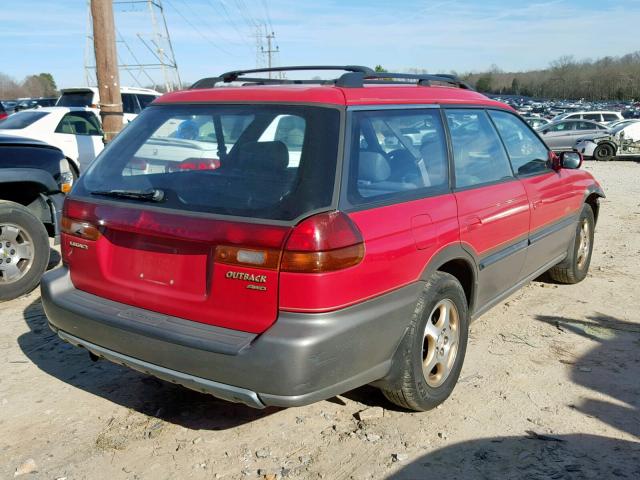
[190,65,374,89]
[189,66,473,91]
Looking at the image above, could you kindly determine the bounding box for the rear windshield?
[0,111,49,129]
[74,104,341,221]
[57,91,94,107]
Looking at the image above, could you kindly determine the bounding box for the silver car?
[537,119,609,151]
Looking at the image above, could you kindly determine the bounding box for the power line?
[164,0,233,55]
[175,0,243,48]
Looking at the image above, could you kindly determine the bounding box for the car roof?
[59,86,161,95]
[28,106,92,113]
[156,84,509,109]
[565,110,622,115]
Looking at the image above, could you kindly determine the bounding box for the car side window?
[122,94,140,114]
[445,109,513,189]
[576,121,598,131]
[549,122,573,132]
[602,113,618,122]
[55,112,102,136]
[583,113,601,122]
[137,94,157,110]
[489,110,550,176]
[347,109,449,204]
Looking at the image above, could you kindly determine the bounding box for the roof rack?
[189,66,474,91]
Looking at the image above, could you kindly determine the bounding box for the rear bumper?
[41,267,420,408]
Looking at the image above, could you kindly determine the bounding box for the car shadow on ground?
[534,312,640,438]
[387,433,640,479]
[19,297,280,431]
[46,247,61,270]
[389,311,640,479]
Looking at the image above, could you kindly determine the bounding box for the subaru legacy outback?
[41,66,604,411]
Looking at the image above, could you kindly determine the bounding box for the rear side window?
[583,113,601,122]
[445,109,513,188]
[56,91,94,107]
[75,104,340,221]
[0,111,48,129]
[489,110,549,176]
[347,109,449,204]
[55,112,102,135]
[137,94,158,109]
[122,93,140,114]
[602,113,619,122]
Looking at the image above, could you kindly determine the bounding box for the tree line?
[461,52,640,101]
[0,72,58,100]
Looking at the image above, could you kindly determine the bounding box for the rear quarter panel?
[278,194,460,312]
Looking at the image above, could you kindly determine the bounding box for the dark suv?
[1,135,72,300]
[41,66,604,411]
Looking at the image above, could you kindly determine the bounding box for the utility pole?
[91,0,123,143]
[260,29,279,78]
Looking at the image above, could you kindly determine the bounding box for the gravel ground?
[1,161,639,480]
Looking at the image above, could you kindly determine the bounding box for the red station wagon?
[41,66,604,411]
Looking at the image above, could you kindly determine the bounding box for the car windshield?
[56,91,94,107]
[75,104,341,221]
[0,111,49,129]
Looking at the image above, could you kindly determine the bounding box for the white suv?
[553,111,624,125]
[56,86,161,123]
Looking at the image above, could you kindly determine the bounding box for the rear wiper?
[90,188,165,202]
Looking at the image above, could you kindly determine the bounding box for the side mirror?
[560,151,583,170]
[549,151,561,171]
[541,129,549,135]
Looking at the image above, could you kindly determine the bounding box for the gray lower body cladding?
[41,267,421,408]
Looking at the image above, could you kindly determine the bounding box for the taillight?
[61,216,101,241]
[61,199,101,241]
[281,211,364,273]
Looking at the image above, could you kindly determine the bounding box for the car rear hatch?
[62,103,341,334]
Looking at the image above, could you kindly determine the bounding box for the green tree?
[374,65,387,73]
[475,73,493,92]
[37,73,57,96]
[511,77,520,95]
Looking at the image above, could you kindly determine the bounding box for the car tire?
[593,143,615,161]
[381,271,469,411]
[0,201,50,302]
[548,204,595,284]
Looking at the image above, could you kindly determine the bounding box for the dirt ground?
[1,161,639,480]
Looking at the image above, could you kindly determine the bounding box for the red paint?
[157,84,510,110]
[278,194,460,312]
[62,198,290,333]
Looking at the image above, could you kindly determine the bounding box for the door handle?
[532,199,543,210]
[464,216,482,232]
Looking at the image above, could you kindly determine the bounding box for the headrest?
[359,152,390,182]
[235,141,289,172]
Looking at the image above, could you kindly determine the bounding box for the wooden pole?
[91,0,122,143]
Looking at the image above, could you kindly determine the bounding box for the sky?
[1,0,640,89]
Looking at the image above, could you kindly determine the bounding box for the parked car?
[1,100,17,114]
[575,120,640,161]
[56,86,161,123]
[41,65,603,412]
[0,135,72,301]
[0,102,7,121]
[552,110,624,125]
[523,116,551,129]
[0,107,104,175]
[537,119,609,151]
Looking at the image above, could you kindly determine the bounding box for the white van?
[56,86,161,123]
